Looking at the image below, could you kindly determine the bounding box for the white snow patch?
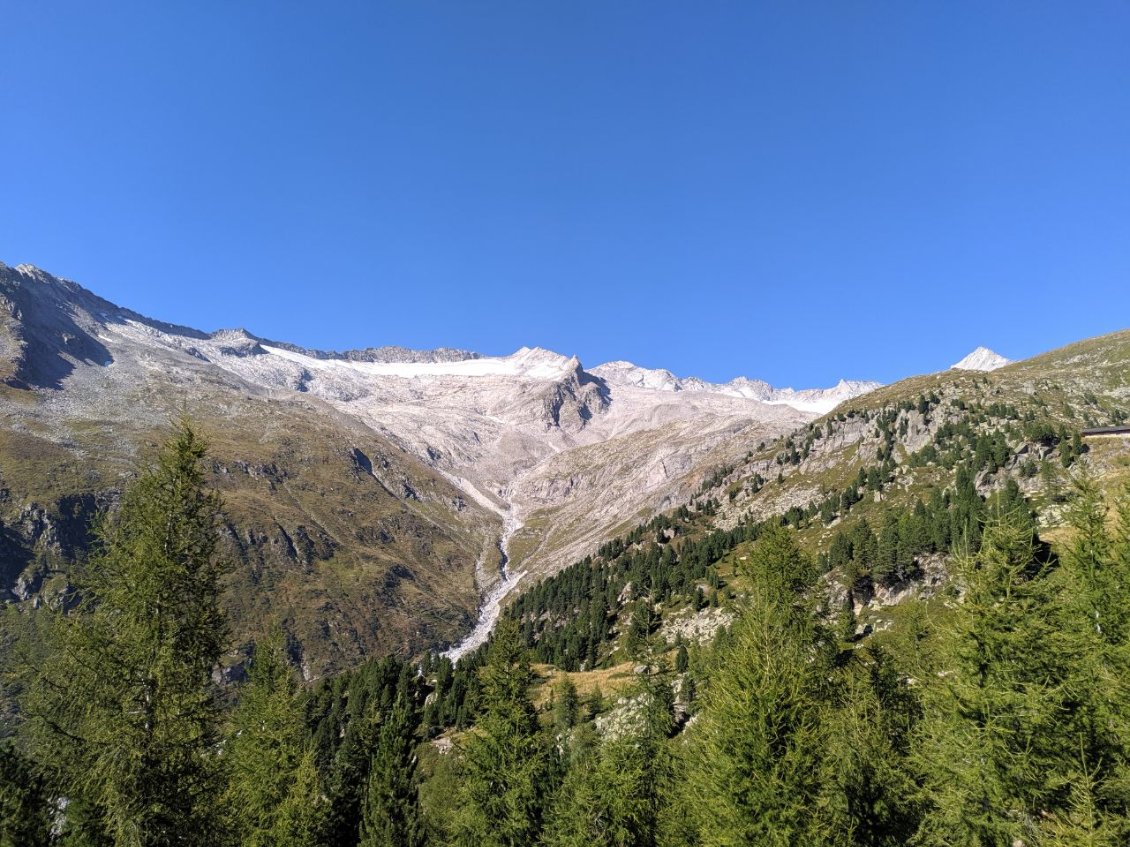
[262,344,577,381]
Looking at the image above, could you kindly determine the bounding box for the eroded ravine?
[441,504,524,661]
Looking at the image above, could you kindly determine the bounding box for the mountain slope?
[469,327,1130,687]
[697,328,1130,589]
[0,265,507,676]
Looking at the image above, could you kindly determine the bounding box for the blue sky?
[2,3,1127,386]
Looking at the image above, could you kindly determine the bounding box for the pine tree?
[225,632,323,846]
[451,619,554,847]
[813,648,922,846]
[674,642,689,674]
[1039,766,1125,846]
[358,694,425,847]
[682,525,834,845]
[323,715,376,843]
[914,509,1067,846]
[680,524,920,845]
[269,749,327,847]
[623,603,652,660]
[875,513,900,586]
[21,422,228,846]
[552,678,580,735]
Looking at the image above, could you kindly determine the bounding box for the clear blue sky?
[2,3,1128,386]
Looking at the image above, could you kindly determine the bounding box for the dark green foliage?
[225,633,326,846]
[8,424,430,847]
[680,526,921,845]
[305,655,420,846]
[551,679,580,735]
[544,661,675,847]
[0,744,52,847]
[912,487,1130,845]
[820,465,996,588]
[915,511,1061,844]
[1048,476,1130,841]
[359,694,425,847]
[423,652,483,734]
[505,504,759,673]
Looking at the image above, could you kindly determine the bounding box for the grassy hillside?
[0,384,497,677]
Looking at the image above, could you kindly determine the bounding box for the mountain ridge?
[0,263,877,409]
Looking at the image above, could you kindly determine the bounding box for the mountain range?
[0,260,1021,673]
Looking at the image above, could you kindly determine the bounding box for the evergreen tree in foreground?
[358,693,425,847]
[451,619,555,847]
[914,507,1067,846]
[1044,477,1130,843]
[20,422,228,847]
[682,524,833,845]
[680,524,920,846]
[225,632,326,846]
[544,646,675,847]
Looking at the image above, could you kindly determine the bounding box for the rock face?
[0,261,880,667]
[951,346,1012,372]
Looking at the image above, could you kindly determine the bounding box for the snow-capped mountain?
[0,261,879,665]
[951,346,1012,372]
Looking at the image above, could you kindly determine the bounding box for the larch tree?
[21,421,229,846]
[681,524,834,846]
[680,523,920,846]
[544,647,675,847]
[1043,477,1130,843]
[224,631,326,846]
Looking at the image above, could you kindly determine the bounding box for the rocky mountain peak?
[0,259,880,646]
[951,347,1012,372]
[208,329,265,358]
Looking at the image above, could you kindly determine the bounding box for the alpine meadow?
[2,4,1130,847]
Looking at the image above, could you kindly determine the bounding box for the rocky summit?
[950,346,1012,372]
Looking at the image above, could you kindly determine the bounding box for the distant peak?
[209,328,265,358]
[589,361,682,391]
[951,346,1012,372]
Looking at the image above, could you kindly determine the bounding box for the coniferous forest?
[3,416,1130,847]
